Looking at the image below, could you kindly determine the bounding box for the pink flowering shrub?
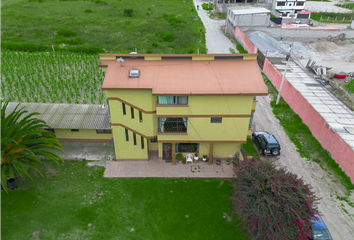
[232,158,320,240]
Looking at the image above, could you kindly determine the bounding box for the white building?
[226,6,271,28]
[272,0,307,18]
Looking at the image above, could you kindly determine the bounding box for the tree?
[232,158,320,240]
[1,102,64,192]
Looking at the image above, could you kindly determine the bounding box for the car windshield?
[312,229,332,240]
[267,144,279,148]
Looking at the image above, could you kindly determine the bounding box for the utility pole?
[276,44,293,105]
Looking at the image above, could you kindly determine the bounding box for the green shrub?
[52,37,85,45]
[201,3,213,10]
[344,79,354,93]
[236,42,248,53]
[124,8,133,17]
[1,42,50,52]
[146,49,152,53]
[151,42,158,47]
[68,45,104,54]
[176,153,183,161]
[57,28,76,37]
[163,14,186,28]
[160,32,174,42]
[35,30,42,35]
[95,0,107,5]
[84,9,93,13]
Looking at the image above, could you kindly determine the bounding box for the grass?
[1,51,105,104]
[1,0,206,54]
[217,12,227,19]
[311,12,354,23]
[236,42,247,54]
[262,73,354,192]
[336,3,354,9]
[242,138,261,160]
[1,161,250,240]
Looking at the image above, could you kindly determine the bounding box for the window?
[150,137,158,143]
[175,143,199,153]
[139,111,143,123]
[157,96,188,105]
[296,2,304,6]
[248,113,254,129]
[44,128,55,133]
[122,103,126,115]
[71,129,79,132]
[158,118,187,133]
[131,107,134,119]
[133,133,137,145]
[211,117,222,123]
[277,2,285,6]
[96,129,112,134]
[141,136,144,149]
[125,129,129,141]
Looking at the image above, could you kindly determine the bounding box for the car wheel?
[272,149,279,156]
[259,148,264,156]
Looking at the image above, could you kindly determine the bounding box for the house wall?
[55,129,112,142]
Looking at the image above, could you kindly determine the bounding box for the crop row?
[1,51,106,104]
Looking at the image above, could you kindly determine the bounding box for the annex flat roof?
[100,54,268,96]
[4,102,111,130]
[229,6,271,15]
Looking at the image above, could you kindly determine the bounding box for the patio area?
[104,157,235,178]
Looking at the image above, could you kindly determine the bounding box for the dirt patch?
[45,165,57,177]
[31,231,40,238]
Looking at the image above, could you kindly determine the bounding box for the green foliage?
[201,3,213,10]
[236,42,248,54]
[160,32,174,42]
[233,158,320,239]
[1,0,206,53]
[217,12,227,19]
[151,42,158,47]
[52,37,85,45]
[95,0,107,5]
[262,73,354,191]
[34,30,42,35]
[344,79,354,93]
[124,8,133,17]
[176,153,183,161]
[57,28,76,37]
[1,102,64,192]
[84,9,93,13]
[336,3,354,9]
[311,12,354,23]
[163,14,187,28]
[1,50,105,104]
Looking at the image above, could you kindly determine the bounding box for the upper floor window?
[96,129,112,134]
[157,96,188,105]
[44,128,55,133]
[71,129,79,132]
[277,2,285,6]
[296,2,304,6]
[211,117,222,123]
[158,117,187,133]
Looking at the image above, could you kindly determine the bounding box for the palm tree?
[1,102,64,192]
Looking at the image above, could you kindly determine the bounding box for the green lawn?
[1,0,206,54]
[1,161,249,240]
[310,12,354,23]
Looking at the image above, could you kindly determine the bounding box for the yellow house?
[99,54,267,165]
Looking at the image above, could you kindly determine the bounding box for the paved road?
[193,2,354,239]
[193,0,237,53]
[306,0,353,13]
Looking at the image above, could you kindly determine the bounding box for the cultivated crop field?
[1,51,106,104]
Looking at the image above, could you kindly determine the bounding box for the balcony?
[158,117,187,133]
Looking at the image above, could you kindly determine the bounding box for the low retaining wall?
[235,27,258,53]
[234,27,354,182]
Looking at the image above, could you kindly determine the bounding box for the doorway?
[163,143,172,161]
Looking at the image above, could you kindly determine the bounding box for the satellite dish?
[117,57,124,67]
[129,52,137,54]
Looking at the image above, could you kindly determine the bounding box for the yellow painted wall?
[109,100,156,137]
[156,95,254,115]
[252,101,257,111]
[213,143,241,158]
[112,126,148,159]
[158,142,163,158]
[148,141,158,151]
[54,129,112,139]
[106,89,156,112]
[158,117,249,142]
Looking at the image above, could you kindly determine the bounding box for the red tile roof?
[100,54,268,96]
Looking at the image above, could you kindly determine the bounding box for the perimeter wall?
[234,26,354,182]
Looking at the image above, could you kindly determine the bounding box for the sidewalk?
[104,159,235,178]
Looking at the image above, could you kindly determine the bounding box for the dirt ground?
[253,95,354,240]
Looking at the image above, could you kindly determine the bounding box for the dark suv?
[252,131,281,156]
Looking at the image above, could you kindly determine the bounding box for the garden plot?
[1,51,105,104]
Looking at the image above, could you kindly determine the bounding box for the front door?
[163,143,172,160]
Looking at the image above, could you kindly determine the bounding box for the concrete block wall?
[234,27,354,182]
[262,59,354,182]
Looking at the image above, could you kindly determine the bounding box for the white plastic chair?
[186,154,193,164]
